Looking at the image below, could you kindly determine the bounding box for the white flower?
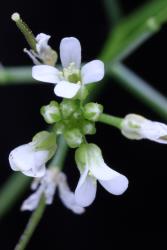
[32,37,104,99]
[24,33,57,66]
[75,143,129,207]
[121,114,167,144]
[21,168,85,214]
[9,143,50,177]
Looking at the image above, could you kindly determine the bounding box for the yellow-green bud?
[60,99,79,119]
[54,121,65,135]
[81,120,96,135]
[40,101,61,124]
[32,131,57,159]
[64,128,83,148]
[83,102,103,122]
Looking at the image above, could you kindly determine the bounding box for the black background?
[0,0,167,249]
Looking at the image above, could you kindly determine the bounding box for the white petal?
[54,81,81,98]
[32,65,61,84]
[89,156,121,181]
[36,33,50,53]
[141,121,167,144]
[21,188,42,211]
[60,37,81,68]
[58,173,85,214]
[75,175,97,207]
[44,182,57,205]
[23,164,46,178]
[81,60,104,84]
[9,144,35,172]
[99,174,129,195]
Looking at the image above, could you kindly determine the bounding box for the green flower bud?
[81,120,96,135]
[64,128,83,148]
[75,143,88,172]
[32,131,57,160]
[75,143,101,172]
[40,101,61,124]
[54,121,65,135]
[60,99,79,119]
[83,102,103,122]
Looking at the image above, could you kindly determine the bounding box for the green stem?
[14,136,68,250]
[48,136,68,170]
[0,173,30,219]
[109,62,167,120]
[0,67,34,85]
[98,113,122,129]
[103,0,122,26]
[14,196,45,250]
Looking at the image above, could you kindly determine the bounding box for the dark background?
[0,0,167,249]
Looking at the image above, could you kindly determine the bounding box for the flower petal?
[36,33,51,53]
[81,60,104,84]
[99,174,129,195]
[75,174,97,207]
[58,173,85,214]
[21,188,42,211]
[54,81,81,98]
[23,164,46,178]
[141,121,167,144]
[60,37,81,68]
[9,144,35,172]
[32,65,61,84]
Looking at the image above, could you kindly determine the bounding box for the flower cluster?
[9,33,129,213]
[10,15,167,214]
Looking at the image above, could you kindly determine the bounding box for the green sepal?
[64,128,83,148]
[83,102,103,122]
[40,101,61,124]
[60,99,79,119]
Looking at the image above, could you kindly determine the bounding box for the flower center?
[63,62,81,83]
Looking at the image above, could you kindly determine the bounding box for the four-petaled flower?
[75,143,129,207]
[21,168,85,214]
[32,37,104,98]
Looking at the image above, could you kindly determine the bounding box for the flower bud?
[81,120,96,135]
[54,121,65,135]
[40,101,61,124]
[83,102,103,122]
[64,128,83,148]
[32,131,57,158]
[60,99,79,119]
[121,114,167,144]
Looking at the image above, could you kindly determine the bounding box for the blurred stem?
[103,0,122,26]
[14,136,68,250]
[48,136,68,170]
[0,66,34,85]
[101,0,167,62]
[98,113,122,129]
[0,173,30,219]
[14,196,46,250]
[109,62,167,120]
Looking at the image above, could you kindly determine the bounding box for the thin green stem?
[14,136,68,250]
[98,113,122,129]
[100,0,167,62]
[48,136,68,170]
[109,62,167,120]
[0,67,34,85]
[103,0,122,26]
[14,196,46,250]
[0,173,30,219]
